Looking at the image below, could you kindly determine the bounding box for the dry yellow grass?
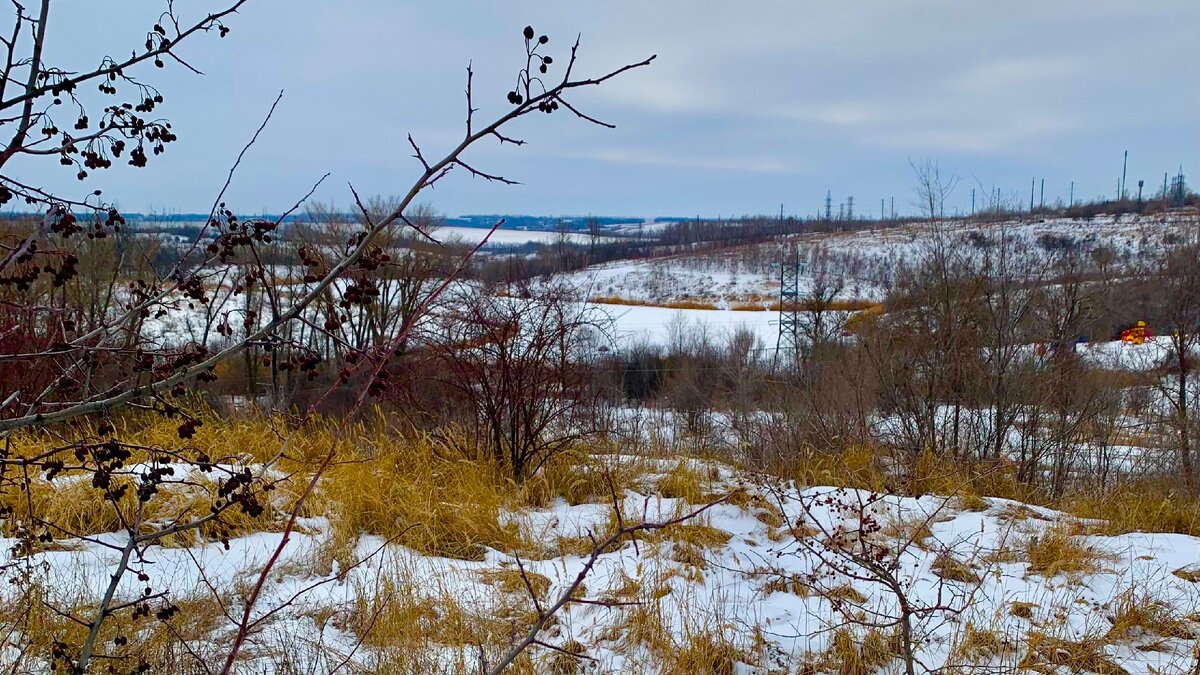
[1023,525,1109,579]
[728,301,771,311]
[1019,632,1128,675]
[0,467,282,548]
[650,522,732,549]
[776,446,888,493]
[878,514,934,549]
[0,582,230,675]
[588,295,721,310]
[1065,486,1200,537]
[318,431,523,562]
[761,573,810,597]
[826,584,867,605]
[766,299,878,312]
[931,552,981,584]
[657,459,711,503]
[343,573,536,674]
[1104,590,1197,642]
[1009,601,1038,620]
[520,449,628,508]
[953,493,990,512]
[670,633,742,675]
[952,622,1013,662]
[618,605,745,675]
[547,639,589,675]
[478,567,552,602]
[804,626,902,675]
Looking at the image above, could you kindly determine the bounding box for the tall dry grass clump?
[0,581,230,675]
[1064,484,1200,537]
[318,428,524,563]
[1023,524,1109,579]
[343,568,541,675]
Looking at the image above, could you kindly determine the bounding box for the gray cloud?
[9,0,1197,217]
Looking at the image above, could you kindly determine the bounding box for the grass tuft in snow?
[1022,525,1110,579]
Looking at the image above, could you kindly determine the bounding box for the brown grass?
[1019,632,1128,675]
[650,522,732,549]
[805,626,902,675]
[670,633,742,675]
[0,582,230,674]
[762,574,810,597]
[588,295,721,310]
[1065,485,1200,537]
[1104,590,1197,642]
[657,459,711,503]
[931,552,981,584]
[826,584,867,605]
[520,449,628,508]
[547,639,589,675]
[1009,601,1038,620]
[1023,525,1109,579]
[766,299,879,312]
[1174,566,1200,584]
[344,573,536,674]
[478,567,552,602]
[0,467,282,548]
[728,301,771,311]
[318,430,524,563]
[952,622,1013,662]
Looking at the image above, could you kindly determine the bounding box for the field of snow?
[591,302,780,348]
[437,225,617,247]
[564,212,1199,313]
[6,457,1197,673]
[570,259,781,306]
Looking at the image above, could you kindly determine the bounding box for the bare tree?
[428,280,612,480]
[910,158,959,219]
[1153,235,1200,493]
[769,486,993,675]
[0,12,659,672]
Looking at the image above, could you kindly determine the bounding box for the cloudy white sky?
[11,0,1199,218]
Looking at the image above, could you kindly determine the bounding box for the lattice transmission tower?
[774,247,808,368]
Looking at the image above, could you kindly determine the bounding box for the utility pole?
[971,188,975,215]
[890,196,895,220]
[1120,150,1128,200]
[824,190,833,221]
[881,198,885,221]
[1030,177,1036,212]
[1069,181,1074,208]
[1039,179,1044,211]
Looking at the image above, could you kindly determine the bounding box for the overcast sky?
[11,1,1199,218]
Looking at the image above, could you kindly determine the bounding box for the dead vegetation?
[801,626,903,675]
[931,552,981,584]
[1018,632,1129,675]
[1022,525,1111,579]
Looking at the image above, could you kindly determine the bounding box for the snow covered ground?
[5,458,1197,673]
[438,225,618,247]
[565,211,1198,313]
[591,302,782,349]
